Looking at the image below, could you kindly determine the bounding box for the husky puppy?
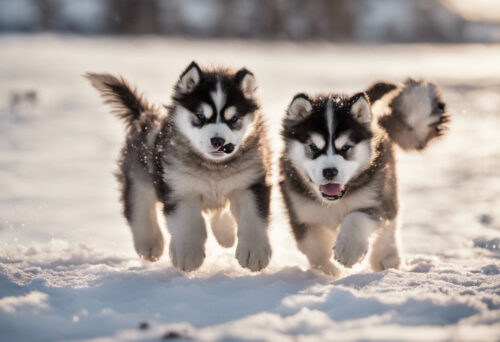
[279,79,449,276]
[86,62,272,272]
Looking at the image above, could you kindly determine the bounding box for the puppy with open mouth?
[86,62,272,272]
[279,79,449,276]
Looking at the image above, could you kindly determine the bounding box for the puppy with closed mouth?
[279,79,449,276]
[86,62,272,272]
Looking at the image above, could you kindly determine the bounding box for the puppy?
[86,62,272,272]
[279,79,449,276]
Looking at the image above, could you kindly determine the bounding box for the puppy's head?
[172,61,259,161]
[282,93,374,202]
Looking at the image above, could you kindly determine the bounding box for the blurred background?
[1,1,500,341]
[1,0,500,42]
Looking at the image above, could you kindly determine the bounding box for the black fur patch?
[235,68,253,84]
[119,172,134,222]
[279,178,309,241]
[116,119,160,223]
[173,68,259,128]
[106,80,147,122]
[86,72,150,128]
[282,94,373,159]
[365,81,397,103]
[152,126,176,215]
[249,180,271,221]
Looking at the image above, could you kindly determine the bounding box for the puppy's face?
[172,62,259,161]
[283,93,374,202]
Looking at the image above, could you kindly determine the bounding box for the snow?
[0,35,499,341]
[0,291,48,314]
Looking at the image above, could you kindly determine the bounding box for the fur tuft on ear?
[178,61,202,93]
[287,93,313,121]
[235,68,257,98]
[350,93,371,125]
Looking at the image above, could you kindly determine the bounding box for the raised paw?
[333,233,368,268]
[134,235,165,262]
[236,235,272,272]
[169,239,205,272]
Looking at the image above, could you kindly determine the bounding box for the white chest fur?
[289,183,378,230]
[163,161,262,209]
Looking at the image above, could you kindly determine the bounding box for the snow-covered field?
[0,35,499,341]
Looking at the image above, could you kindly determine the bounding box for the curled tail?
[373,78,450,151]
[85,72,151,128]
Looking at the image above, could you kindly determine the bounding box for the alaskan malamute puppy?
[279,79,449,276]
[86,62,272,272]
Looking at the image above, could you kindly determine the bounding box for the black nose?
[211,137,225,148]
[323,168,338,180]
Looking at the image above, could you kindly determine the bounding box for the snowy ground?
[0,35,499,342]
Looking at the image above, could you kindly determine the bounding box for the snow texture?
[0,35,499,341]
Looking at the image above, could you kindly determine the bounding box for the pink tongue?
[320,183,344,196]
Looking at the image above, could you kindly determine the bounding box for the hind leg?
[297,225,339,277]
[124,176,165,261]
[209,205,236,248]
[370,218,402,271]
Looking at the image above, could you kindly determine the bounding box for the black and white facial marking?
[173,61,259,161]
[283,93,373,201]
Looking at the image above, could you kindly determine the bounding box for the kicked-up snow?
[0,35,499,341]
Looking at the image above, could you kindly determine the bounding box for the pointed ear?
[287,93,312,121]
[350,93,371,125]
[178,61,202,93]
[235,68,257,98]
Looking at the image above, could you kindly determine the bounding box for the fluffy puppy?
[87,62,272,272]
[279,79,449,276]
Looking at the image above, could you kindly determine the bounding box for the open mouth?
[319,183,345,201]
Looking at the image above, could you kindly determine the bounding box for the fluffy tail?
[375,79,450,151]
[85,73,150,128]
[365,81,398,103]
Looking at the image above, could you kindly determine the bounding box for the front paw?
[169,239,205,272]
[236,235,272,272]
[134,234,165,262]
[333,234,368,268]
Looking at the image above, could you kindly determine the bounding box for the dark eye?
[309,143,319,152]
[437,102,445,111]
[196,113,206,121]
[229,116,239,124]
[340,145,351,153]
